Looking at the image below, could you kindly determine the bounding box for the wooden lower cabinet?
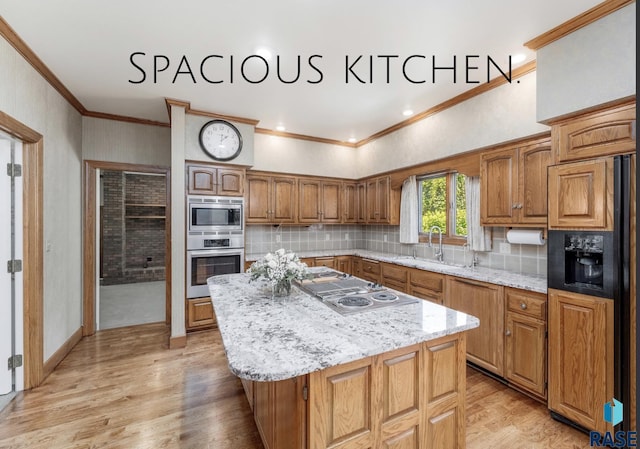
[309,334,466,449]
[314,257,336,269]
[504,288,547,400]
[254,376,308,449]
[381,262,408,292]
[445,277,504,376]
[548,288,614,433]
[408,269,445,305]
[186,297,216,330]
[360,258,381,284]
[336,256,353,275]
[244,334,467,449]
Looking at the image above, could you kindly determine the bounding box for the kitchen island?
[208,272,479,449]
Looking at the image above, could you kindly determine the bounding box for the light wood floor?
[0,323,591,449]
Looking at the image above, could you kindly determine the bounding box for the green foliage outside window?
[419,173,467,237]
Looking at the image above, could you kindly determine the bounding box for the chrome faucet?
[428,225,444,262]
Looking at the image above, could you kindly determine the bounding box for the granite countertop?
[245,249,547,294]
[208,272,479,382]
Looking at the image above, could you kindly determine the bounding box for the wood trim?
[0,112,45,389]
[82,160,171,337]
[165,98,260,126]
[357,61,537,148]
[83,110,169,128]
[255,127,357,148]
[22,139,44,389]
[524,0,634,50]
[169,335,187,349]
[0,16,86,114]
[42,327,82,378]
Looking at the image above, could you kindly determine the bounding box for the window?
[418,172,467,240]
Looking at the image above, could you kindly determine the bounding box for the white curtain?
[465,176,492,251]
[399,175,419,244]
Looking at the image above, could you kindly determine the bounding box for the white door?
[0,133,24,395]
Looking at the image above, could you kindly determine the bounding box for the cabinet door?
[272,177,297,223]
[548,158,612,230]
[375,177,391,223]
[217,168,244,196]
[548,289,614,432]
[342,182,358,223]
[505,312,546,398]
[480,148,518,224]
[381,263,408,293]
[186,297,216,329]
[553,102,636,162]
[321,181,342,223]
[357,183,367,222]
[336,256,352,275]
[246,175,271,223]
[519,139,552,224]
[298,178,321,223]
[314,257,336,269]
[445,277,504,375]
[366,178,379,222]
[187,165,217,195]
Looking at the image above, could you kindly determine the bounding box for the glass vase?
[272,280,292,298]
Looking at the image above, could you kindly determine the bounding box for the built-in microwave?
[188,195,243,233]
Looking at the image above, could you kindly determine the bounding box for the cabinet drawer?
[361,259,380,275]
[409,269,444,294]
[314,257,336,269]
[506,288,547,320]
[384,279,408,293]
[187,297,216,329]
[408,285,443,305]
[381,263,407,284]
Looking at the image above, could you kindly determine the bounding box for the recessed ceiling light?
[512,53,526,64]
[402,109,414,117]
[275,125,286,132]
[348,137,357,143]
[255,47,273,60]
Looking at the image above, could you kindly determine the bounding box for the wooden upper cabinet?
[187,163,245,196]
[246,174,297,224]
[365,176,399,224]
[552,101,636,162]
[480,136,552,226]
[481,147,518,224]
[342,182,358,223]
[356,182,367,222]
[217,168,244,196]
[548,157,613,230]
[298,178,342,223]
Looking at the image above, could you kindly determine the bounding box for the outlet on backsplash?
[325,234,330,241]
[345,233,349,240]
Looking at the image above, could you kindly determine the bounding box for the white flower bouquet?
[247,248,310,296]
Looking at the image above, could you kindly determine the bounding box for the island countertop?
[208,272,479,382]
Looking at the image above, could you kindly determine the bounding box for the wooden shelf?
[125,203,166,207]
[125,215,166,219]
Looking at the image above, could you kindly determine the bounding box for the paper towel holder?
[506,227,547,242]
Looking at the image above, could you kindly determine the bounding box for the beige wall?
[536,3,636,122]
[355,72,547,178]
[0,38,83,361]
[252,133,359,178]
[82,117,171,166]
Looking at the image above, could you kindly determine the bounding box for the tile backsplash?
[246,225,547,276]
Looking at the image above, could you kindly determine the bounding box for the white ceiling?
[0,0,603,143]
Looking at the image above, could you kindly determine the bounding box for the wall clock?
[198,119,243,161]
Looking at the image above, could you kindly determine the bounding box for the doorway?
[83,160,171,337]
[0,132,24,410]
[97,169,167,330]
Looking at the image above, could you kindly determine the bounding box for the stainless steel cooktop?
[295,268,419,315]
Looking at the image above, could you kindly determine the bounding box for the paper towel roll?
[506,229,545,245]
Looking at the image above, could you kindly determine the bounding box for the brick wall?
[101,171,166,285]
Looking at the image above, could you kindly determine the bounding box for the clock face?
[199,120,243,161]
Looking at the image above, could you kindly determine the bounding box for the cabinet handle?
[506,330,511,336]
[520,302,528,310]
[512,204,518,209]
[517,204,523,209]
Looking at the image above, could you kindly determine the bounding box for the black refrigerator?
[547,154,633,432]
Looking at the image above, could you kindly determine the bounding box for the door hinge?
[8,354,22,370]
[6,163,22,177]
[7,259,22,273]
[302,385,308,401]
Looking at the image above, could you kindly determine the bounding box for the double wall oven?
[186,195,244,298]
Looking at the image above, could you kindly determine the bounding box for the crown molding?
[84,110,169,128]
[255,128,357,148]
[524,0,634,50]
